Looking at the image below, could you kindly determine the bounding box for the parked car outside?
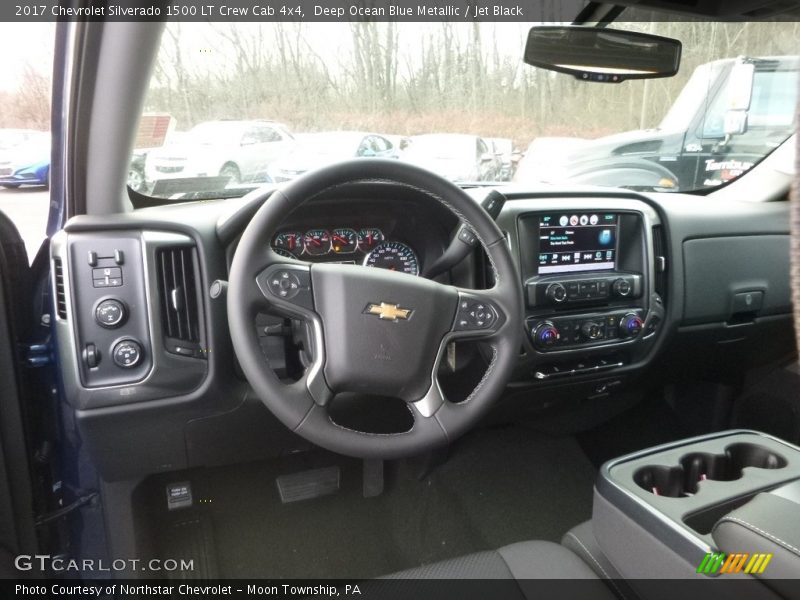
[145,119,294,187]
[488,137,514,181]
[127,113,176,194]
[0,131,50,188]
[268,131,396,183]
[400,133,502,182]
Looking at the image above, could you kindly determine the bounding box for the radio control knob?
[580,321,603,340]
[545,283,568,303]
[532,322,560,349]
[619,313,644,338]
[612,278,632,297]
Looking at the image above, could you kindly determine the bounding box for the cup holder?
[634,465,686,497]
[633,443,787,497]
[726,442,787,471]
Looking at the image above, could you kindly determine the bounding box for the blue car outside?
[0,133,50,188]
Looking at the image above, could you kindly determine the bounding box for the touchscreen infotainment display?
[538,213,618,274]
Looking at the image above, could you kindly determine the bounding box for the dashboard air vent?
[652,225,667,301]
[156,246,205,358]
[54,257,67,319]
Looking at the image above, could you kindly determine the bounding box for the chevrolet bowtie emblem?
[364,302,412,322]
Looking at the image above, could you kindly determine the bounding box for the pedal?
[363,459,384,498]
[276,466,340,503]
[166,481,193,511]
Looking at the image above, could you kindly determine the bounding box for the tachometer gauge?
[303,229,331,256]
[357,228,385,252]
[272,231,304,256]
[364,241,419,276]
[331,228,358,254]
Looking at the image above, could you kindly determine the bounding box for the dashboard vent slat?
[156,246,204,356]
[54,258,67,319]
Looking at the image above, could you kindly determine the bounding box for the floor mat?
[577,395,691,468]
[140,426,597,579]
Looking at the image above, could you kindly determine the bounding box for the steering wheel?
[228,159,523,459]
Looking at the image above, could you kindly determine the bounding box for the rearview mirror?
[524,26,682,83]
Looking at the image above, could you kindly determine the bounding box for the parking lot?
[0,187,50,264]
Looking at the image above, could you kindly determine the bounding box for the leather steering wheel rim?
[227,159,523,459]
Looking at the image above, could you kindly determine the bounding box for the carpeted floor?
[140,425,598,579]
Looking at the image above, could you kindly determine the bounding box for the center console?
[514,206,665,379]
[592,430,800,596]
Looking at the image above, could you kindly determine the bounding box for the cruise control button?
[257,265,313,310]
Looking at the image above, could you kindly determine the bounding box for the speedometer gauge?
[364,241,419,276]
[304,229,331,256]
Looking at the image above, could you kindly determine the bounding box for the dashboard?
[49,183,794,480]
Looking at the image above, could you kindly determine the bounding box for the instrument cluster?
[271,228,420,276]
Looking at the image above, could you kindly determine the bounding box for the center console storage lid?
[713,485,800,595]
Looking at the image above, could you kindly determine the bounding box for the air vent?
[652,225,667,301]
[156,246,205,358]
[54,258,67,319]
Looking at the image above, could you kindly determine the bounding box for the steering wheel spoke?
[410,378,447,418]
[254,262,333,407]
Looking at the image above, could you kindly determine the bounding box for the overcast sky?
[0,23,55,91]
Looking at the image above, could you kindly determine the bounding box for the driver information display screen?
[538,213,618,274]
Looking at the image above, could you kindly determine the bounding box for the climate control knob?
[580,321,603,340]
[619,313,644,338]
[612,278,632,297]
[545,283,567,304]
[532,322,560,349]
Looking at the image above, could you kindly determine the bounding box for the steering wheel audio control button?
[455,298,498,331]
[268,270,302,299]
[112,339,143,368]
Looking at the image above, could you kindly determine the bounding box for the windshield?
[186,122,243,145]
[133,19,798,200]
[404,135,476,160]
[294,133,359,157]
